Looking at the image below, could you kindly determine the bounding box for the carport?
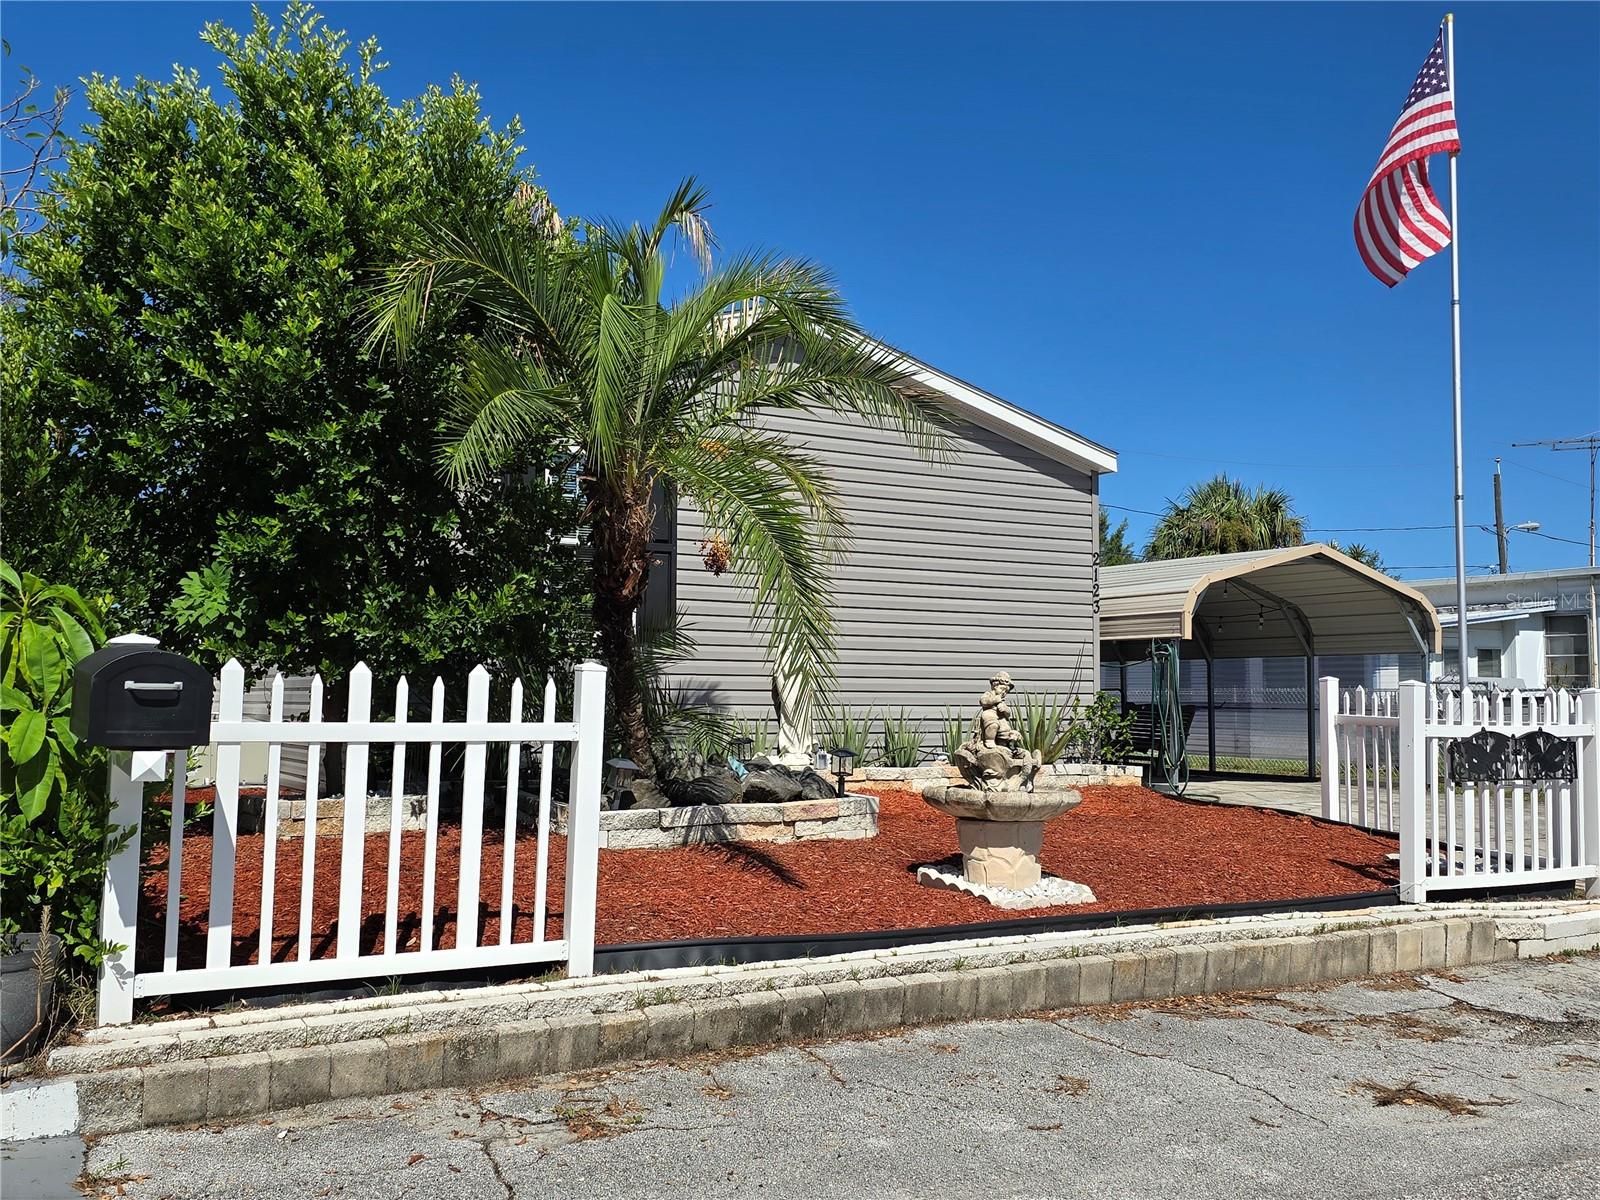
[1099,544,1442,783]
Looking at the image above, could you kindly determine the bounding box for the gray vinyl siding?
[664,407,1100,735]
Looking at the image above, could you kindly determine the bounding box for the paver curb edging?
[7,901,1594,1139]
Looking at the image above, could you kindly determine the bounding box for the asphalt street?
[45,954,1600,1198]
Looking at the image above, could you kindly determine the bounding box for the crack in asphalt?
[1047,1017,1331,1127]
[1417,981,1600,1046]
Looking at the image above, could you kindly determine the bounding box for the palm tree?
[1330,541,1385,572]
[366,181,945,773]
[1145,475,1304,560]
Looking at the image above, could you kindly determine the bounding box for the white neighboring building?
[1408,566,1598,688]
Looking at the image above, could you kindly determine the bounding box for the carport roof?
[1100,544,1442,658]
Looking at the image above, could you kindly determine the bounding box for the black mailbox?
[70,642,214,750]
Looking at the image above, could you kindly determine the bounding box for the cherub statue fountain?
[951,671,1044,792]
[919,673,1095,908]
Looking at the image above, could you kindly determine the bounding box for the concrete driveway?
[1183,776,1326,819]
[66,953,1599,1200]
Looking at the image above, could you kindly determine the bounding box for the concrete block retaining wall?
[10,902,1594,1139]
[848,762,1140,787]
[232,793,431,838]
[556,794,879,849]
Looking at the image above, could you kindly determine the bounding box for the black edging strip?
[594,873,1582,974]
[592,888,1402,974]
[141,879,1577,1016]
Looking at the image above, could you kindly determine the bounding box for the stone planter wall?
[233,793,431,838]
[839,762,1141,788]
[556,793,879,850]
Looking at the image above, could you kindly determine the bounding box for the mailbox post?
[73,635,214,1024]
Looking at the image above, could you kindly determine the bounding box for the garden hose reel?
[1148,639,1189,795]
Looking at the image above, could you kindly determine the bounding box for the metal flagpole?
[1445,12,1471,688]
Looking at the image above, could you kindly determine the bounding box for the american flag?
[1355,24,1461,287]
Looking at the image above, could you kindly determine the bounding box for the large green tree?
[368,182,946,772]
[1146,475,1305,560]
[1,3,586,686]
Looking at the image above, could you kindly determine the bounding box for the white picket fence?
[1319,676,1600,903]
[97,659,606,1025]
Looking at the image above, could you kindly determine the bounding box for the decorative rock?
[914,864,1096,910]
[741,768,804,806]
[796,769,837,800]
[666,769,741,806]
[619,778,671,809]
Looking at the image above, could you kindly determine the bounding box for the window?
[1545,616,1591,688]
[543,452,587,546]
[1474,646,1502,680]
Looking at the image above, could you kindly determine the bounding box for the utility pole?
[1512,433,1600,685]
[1493,458,1508,574]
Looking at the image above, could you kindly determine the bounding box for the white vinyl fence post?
[336,663,372,959]
[206,661,246,969]
[1397,680,1428,903]
[96,752,146,1026]
[563,660,607,977]
[1579,688,1600,899]
[1318,676,1339,820]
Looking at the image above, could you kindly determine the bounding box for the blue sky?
[5,1,1596,579]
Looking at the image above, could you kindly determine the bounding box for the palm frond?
[662,436,839,707]
[440,337,573,486]
[364,216,584,370]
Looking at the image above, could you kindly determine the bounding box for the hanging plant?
[699,536,732,576]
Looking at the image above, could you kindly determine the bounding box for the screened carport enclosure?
[1099,546,1441,787]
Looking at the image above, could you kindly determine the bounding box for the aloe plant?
[1012,692,1075,764]
[822,709,872,767]
[878,709,923,768]
[942,707,967,758]
[730,716,774,759]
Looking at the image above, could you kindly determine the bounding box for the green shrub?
[1012,692,1075,763]
[1067,692,1136,764]
[878,709,923,768]
[0,563,132,969]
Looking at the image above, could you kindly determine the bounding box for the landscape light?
[829,746,856,798]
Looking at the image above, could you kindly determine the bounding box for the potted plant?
[2,911,60,1064]
[1,563,129,1059]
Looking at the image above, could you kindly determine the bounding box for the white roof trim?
[1437,608,1542,628]
[882,345,1118,476]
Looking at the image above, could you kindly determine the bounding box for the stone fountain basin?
[920,782,1083,823]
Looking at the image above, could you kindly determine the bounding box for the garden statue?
[953,671,1043,792]
[919,671,1093,908]
[771,670,815,770]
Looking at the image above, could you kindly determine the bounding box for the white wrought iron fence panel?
[1319,676,1599,904]
[96,660,606,1025]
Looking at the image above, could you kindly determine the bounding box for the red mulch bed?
[136,786,1397,973]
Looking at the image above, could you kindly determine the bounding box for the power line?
[1101,502,1164,518]
[1118,447,1426,471]
[1308,524,1454,532]
[1503,458,1587,488]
